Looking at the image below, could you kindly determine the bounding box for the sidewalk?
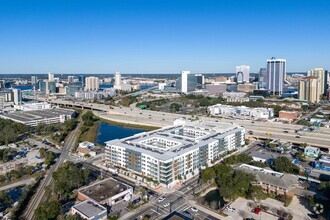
[0,178,35,191]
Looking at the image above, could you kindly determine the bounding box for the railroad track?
[23,122,82,220]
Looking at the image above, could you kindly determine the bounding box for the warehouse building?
[105,119,245,188]
[0,108,75,126]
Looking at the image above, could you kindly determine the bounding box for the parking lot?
[0,147,44,174]
[224,197,312,220]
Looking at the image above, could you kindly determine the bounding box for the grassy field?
[79,121,100,143]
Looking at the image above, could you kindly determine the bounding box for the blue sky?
[0,0,329,74]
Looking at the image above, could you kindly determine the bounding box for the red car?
[253,208,261,215]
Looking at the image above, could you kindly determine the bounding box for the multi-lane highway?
[33,97,330,151]
[23,121,82,220]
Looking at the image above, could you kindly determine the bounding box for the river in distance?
[96,121,146,146]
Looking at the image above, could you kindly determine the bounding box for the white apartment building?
[208,104,274,119]
[105,119,245,188]
[85,77,100,91]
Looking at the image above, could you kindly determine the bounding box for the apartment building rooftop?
[106,120,243,161]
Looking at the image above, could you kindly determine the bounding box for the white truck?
[108,167,119,174]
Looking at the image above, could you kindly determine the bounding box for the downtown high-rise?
[299,76,321,103]
[236,65,250,83]
[85,77,100,91]
[265,57,286,95]
[307,68,328,96]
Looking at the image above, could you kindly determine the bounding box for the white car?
[225,206,236,212]
[135,180,141,186]
[158,196,165,203]
[163,202,170,207]
[190,207,198,212]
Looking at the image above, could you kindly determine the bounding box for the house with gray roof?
[238,164,298,196]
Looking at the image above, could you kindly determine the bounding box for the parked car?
[190,207,198,212]
[182,211,191,216]
[158,196,165,203]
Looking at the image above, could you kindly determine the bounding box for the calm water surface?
[96,121,146,146]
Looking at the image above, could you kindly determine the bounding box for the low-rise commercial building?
[105,119,245,187]
[304,146,320,158]
[250,151,278,164]
[279,110,299,121]
[208,104,274,120]
[238,164,298,196]
[222,92,246,98]
[237,83,257,93]
[77,177,133,205]
[71,200,107,220]
[205,84,227,95]
[0,108,75,126]
[226,97,250,103]
[313,154,330,172]
[77,141,101,157]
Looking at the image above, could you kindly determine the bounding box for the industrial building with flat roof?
[105,119,245,187]
[0,108,75,126]
[77,177,133,205]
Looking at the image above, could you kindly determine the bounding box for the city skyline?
[0,0,329,74]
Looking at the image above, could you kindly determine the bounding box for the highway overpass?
[35,97,330,152]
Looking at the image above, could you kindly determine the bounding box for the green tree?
[65,214,80,220]
[222,153,252,165]
[0,191,12,206]
[217,170,256,200]
[264,139,271,146]
[249,161,267,168]
[273,156,300,174]
[170,103,181,112]
[52,162,90,200]
[318,181,330,197]
[200,167,216,183]
[45,151,56,166]
[35,200,62,220]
